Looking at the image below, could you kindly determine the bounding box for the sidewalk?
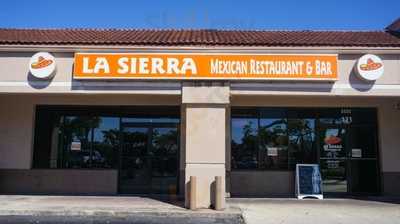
[1,195,399,224]
[0,195,243,224]
[229,198,400,224]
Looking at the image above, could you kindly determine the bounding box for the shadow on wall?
[349,62,375,92]
[229,80,335,93]
[70,80,182,91]
[185,177,220,209]
[27,72,53,89]
[210,180,216,209]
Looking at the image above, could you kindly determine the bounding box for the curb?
[0,209,245,224]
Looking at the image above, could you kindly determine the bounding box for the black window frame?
[231,107,378,171]
[32,105,181,170]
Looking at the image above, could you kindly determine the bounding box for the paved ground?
[1,195,400,224]
[229,198,400,224]
[0,195,243,224]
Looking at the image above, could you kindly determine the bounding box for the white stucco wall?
[0,50,399,96]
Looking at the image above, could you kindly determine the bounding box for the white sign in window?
[70,141,81,151]
[267,147,278,156]
[352,148,362,158]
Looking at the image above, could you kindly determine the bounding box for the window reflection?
[60,116,93,168]
[231,108,377,171]
[288,118,316,169]
[121,117,179,123]
[57,116,120,169]
[92,117,120,168]
[259,117,288,169]
[231,118,258,169]
[33,107,181,175]
[151,128,178,156]
[122,127,148,157]
[319,108,354,125]
[231,108,318,171]
[151,127,179,177]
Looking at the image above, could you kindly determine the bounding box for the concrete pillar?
[189,176,197,210]
[182,82,229,209]
[214,176,224,210]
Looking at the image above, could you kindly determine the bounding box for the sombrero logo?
[29,52,56,79]
[356,54,384,81]
[359,58,382,71]
[324,136,342,145]
[324,129,342,145]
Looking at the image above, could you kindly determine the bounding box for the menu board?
[296,164,323,199]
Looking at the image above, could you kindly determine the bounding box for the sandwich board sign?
[296,164,323,199]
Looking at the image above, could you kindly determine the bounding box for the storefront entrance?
[231,107,380,196]
[319,124,380,195]
[119,122,179,194]
[32,106,180,195]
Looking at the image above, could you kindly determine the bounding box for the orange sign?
[73,53,337,80]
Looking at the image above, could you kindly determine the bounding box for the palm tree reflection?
[232,118,316,169]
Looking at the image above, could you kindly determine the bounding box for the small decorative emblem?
[356,54,384,81]
[29,52,56,79]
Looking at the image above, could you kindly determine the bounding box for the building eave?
[0,44,400,54]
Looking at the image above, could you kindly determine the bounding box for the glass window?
[319,108,376,126]
[33,109,58,168]
[58,116,120,169]
[121,117,179,124]
[230,107,378,171]
[91,117,120,168]
[320,159,348,193]
[319,127,347,159]
[319,108,345,125]
[349,126,377,158]
[33,106,181,170]
[350,108,377,125]
[288,117,317,169]
[231,117,258,169]
[60,116,93,168]
[259,109,288,169]
[122,127,149,158]
[319,108,355,125]
[151,127,179,156]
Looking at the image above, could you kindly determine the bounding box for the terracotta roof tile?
[0,28,399,47]
[386,18,400,33]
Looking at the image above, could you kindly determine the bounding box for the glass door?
[319,126,349,194]
[119,123,179,195]
[150,127,179,194]
[318,124,380,195]
[119,127,151,194]
[348,126,379,195]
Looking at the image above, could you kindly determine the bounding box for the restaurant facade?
[0,20,400,208]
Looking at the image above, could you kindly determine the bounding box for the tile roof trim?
[0,44,400,52]
[0,28,399,47]
[0,27,389,32]
[1,45,400,54]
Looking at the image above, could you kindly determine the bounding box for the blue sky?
[0,0,398,30]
